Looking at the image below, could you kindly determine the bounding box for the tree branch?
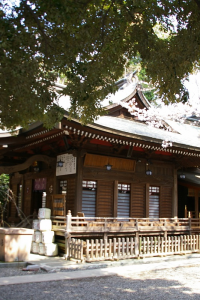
[21,1,52,56]
[194,0,200,11]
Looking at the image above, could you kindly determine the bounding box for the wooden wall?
[23,179,32,217]
[83,159,175,219]
[130,184,146,218]
[160,186,173,218]
[8,156,175,222]
[66,177,76,216]
[97,181,114,217]
[46,177,55,209]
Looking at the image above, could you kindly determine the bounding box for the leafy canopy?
[125,55,156,102]
[1,0,200,129]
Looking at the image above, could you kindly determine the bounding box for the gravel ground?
[0,266,48,277]
[0,263,200,300]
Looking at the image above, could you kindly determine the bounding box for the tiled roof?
[94,116,200,150]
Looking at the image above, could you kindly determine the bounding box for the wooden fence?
[51,211,200,257]
[68,234,200,262]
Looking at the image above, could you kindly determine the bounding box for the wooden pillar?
[195,190,199,219]
[65,210,72,259]
[146,183,149,218]
[185,205,188,218]
[74,150,83,215]
[172,169,178,217]
[113,180,118,218]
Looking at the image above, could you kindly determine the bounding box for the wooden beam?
[62,136,70,150]
[146,183,149,218]
[172,169,178,217]
[0,136,26,145]
[127,146,133,158]
[195,189,199,218]
[0,154,56,174]
[74,150,83,215]
[113,180,118,218]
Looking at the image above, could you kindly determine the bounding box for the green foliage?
[0,174,9,206]
[1,0,199,129]
[126,55,156,102]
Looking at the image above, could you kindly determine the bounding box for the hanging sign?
[56,154,76,176]
[34,178,47,191]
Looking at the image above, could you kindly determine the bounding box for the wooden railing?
[52,211,191,235]
[51,216,66,230]
[51,212,200,257]
[191,218,200,228]
[69,234,200,262]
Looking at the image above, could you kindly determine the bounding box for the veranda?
[51,211,200,262]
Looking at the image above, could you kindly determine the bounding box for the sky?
[185,73,200,104]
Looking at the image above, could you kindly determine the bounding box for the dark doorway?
[32,190,43,214]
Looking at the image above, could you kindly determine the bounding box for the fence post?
[91,239,94,260]
[80,240,83,260]
[65,210,72,259]
[154,237,157,254]
[195,235,198,252]
[147,237,150,255]
[184,235,187,252]
[150,236,153,254]
[122,238,125,258]
[66,210,72,233]
[104,238,108,258]
[130,237,134,257]
[193,235,195,252]
[168,236,171,253]
[199,234,200,251]
[158,236,160,255]
[135,232,139,257]
[100,239,103,258]
[113,238,117,258]
[177,236,180,254]
[86,239,90,261]
[189,217,192,235]
[96,239,99,259]
[109,239,112,259]
[126,237,129,257]
[118,237,121,258]
[161,237,164,255]
[180,235,183,253]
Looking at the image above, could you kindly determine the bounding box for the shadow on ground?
[0,272,199,300]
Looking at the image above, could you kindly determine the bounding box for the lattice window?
[82,181,97,189]
[59,180,67,194]
[118,183,130,193]
[117,183,130,218]
[149,186,160,218]
[82,181,97,217]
